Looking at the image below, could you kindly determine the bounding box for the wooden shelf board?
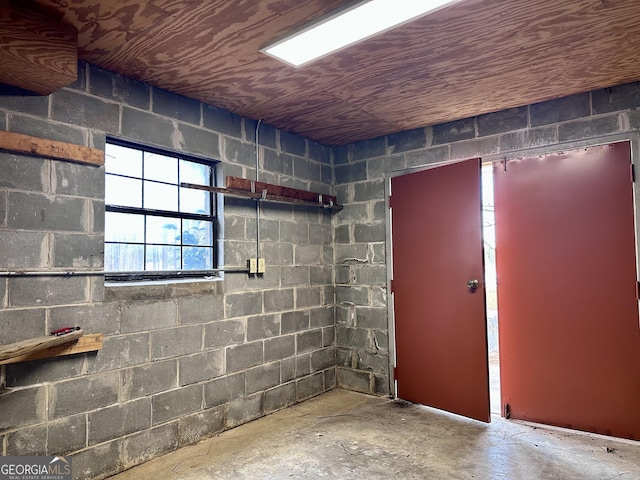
[0,332,103,365]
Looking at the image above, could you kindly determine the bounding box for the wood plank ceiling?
[22,0,640,145]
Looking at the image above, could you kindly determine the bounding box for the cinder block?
[432,117,475,145]
[293,157,320,182]
[308,307,333,329]
[334,160,367,185]
[52,233,103,268]
[151,325,201,360]
[370,287,387,308]
[245,362,280,395]
[352,137,385,161]
[308,140,331,164]
[152,87,201,125]
[499,126,558,153]
[263,149,293,176]
[263,243,293,266]
[226,342,263,373]
[309,223,331,245]
[373,331,388,352]
[294,244,322,265]
[70,440,122,480]
[333,145,349,165]
[321,164,333,184]
[279,130,306,156]
[8,276,88,307]
[0,386,47,431]
[264,335,295,362]
[374,374,391,396]
[225,291,262,318]
[353,179,385,203]
[247,314,280,341]
[296,287,322,309]
[51,89,119,133]
[334,225,350,245]
[296,329,323,353]
[356,307,387,329]
[0,308,45,343]
[223,137,255,166]
[87,333,150,374]
[263,289,294,313]
[476,106,528,137]
[6,355,84,388]
[7,191,87,232]
[0,231,48,269]
[405,146,449,168]
[122,423,178,469]
[179,349,224,386]
[450,136,500,159]
[48,414,86,455]
[50,303,120,337]
[92,199,105,233]
[558,115,621,142]
[357,350,389,375]
[5,424,47,456]
[353,222,385,243]
[336,348,353,368]
[336,285,369,306]
[281,357,296,382]
[388,127,427,153]
[280,221,309,243]
[226,393,263,429]
[264,383,296,413]
[295,353,311,377]
[592,81,640,114]
[0,152,48,191]
[120,360,177,401]
[351,265,386,286]
[204,319,244,348]
[88,398,151,446]
[224,214,246,240]
[0,191,6,227]
[281,310,309,334]
[335,204,368,226]
[310,266,332,285]
[203,372,245,408]
[9,114,85,146]
[152,384,202,425]
[530,93,591,126]
[54,161,105,199]
[296,372,324,400]
[121,300,177,333]
[336,326,370,349]
[311,347,335,371]
[336,367,371,393]
[280,266,309,287]
[67,60,87,91]
[178,123,220,159]
[178,406,224,446]
[244,120,277,148]
[203,104,242,137]
[325,367,336,389]
[121,107,175,150]
[89,64,150,110]
[0,94,49,116]
[50,372,119,418]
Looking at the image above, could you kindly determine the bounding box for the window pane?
[144,152,177,183]
[183,246,212,270]
[146,216,180,245]
[180,159,211,184]
[144,181,178,211]
[105,144,142,177]
[105,243,144,271]
[146,245,180,270]
[182,219,212,246]
[105,212,144,242]
[180,187,211,214]
[105,175,142,207]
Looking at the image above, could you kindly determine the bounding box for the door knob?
[467,279,479,289]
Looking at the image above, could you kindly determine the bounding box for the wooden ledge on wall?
[0,330,104,365]
[0,131,104,166]
[0,2,77,94]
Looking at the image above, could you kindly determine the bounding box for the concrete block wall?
[333,82,640,396]
[0,62,335,479]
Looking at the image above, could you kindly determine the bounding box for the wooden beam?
[0,329,84,363]
[0,2,77,94]
[226,176,338,205]
[0,333,103,365]
[0,131,104,166]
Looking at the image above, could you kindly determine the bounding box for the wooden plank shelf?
[181,176,343,211]
[0,331,103,365]
[0,131,105,166]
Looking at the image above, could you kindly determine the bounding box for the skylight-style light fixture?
[260,0,459,67]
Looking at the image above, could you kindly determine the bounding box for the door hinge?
[390,279,394,293]
[632,164,636,183]
[504,403,511,419]
[393,366,398,379]
[388,195,393,208]
[637,281,640,299]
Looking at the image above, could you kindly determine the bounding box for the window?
[104,140,217,282]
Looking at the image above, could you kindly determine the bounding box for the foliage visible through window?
[104,141,216,279]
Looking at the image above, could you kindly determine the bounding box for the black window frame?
[104,138,219,283]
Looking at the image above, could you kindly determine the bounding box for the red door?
[495,142,640,440]
[392,159,490,422]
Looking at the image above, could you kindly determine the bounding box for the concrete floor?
[110,389,640,480]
